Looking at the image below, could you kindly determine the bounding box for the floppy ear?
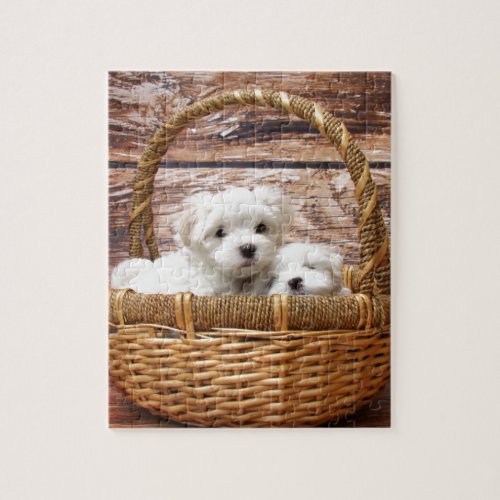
[279,193,295,231]
[329,249,344,294]
[329,247,343,270]
[171,209,197,248]
[253,186,295,232]
[171,191,211,248]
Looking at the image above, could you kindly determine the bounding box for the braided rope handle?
[128,89,390,295]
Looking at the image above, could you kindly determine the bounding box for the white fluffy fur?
[110,258,160,294]
[267,242,351,296]
[111,186,293,295]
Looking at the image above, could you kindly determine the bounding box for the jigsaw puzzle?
[108,72,391,427]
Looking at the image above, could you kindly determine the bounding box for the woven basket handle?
[128,89,390,295]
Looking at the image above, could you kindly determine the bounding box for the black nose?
[288,277,303,290]
[240,243,256,259]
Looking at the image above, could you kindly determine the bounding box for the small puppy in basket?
[111,186,293,295]
[267,242,351,296]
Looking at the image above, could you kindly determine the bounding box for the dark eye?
[255,223,267,234]
[215,228,226,238]
[306,265,316,270]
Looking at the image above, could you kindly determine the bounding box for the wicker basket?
[109,89,391,427]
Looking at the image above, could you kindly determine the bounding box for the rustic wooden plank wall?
[109,72,390,164]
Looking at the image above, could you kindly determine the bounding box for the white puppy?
[111,186,293,295]
[267,242,351,296]
[110,258,160,293]
[110,256,194,294]
[166,186,293,295]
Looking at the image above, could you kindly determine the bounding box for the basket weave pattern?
[109,325,389,427]
[109,89,391,427]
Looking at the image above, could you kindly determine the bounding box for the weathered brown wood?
[109,71,391,163]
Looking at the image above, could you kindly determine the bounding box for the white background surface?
[1,1,499,499]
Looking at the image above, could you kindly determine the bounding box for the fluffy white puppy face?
[268,243,348,296]
[173,187,293,279]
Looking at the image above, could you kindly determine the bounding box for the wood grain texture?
[109,71,391,163]
[108,71,391,427]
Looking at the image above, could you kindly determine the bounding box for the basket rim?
[109,321,391,340]
[109,287,390,337]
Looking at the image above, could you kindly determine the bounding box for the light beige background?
[1,0,499,499]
